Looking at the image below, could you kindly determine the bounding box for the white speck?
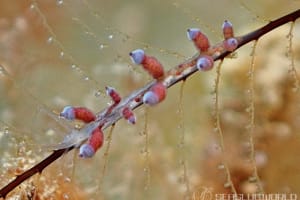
[3,127,9,135]
[255,151,268,168]
[47,36,53,44]
[30,4,35,9]
[95,90,101,97]
[57,0,64,6]
[223,182,231,188]
[60,51,64,58]
[46,129,55,136]
[63,193,69,199]
[64,177,71,183]
[108,34,113,39]
[71,64,76,69]
[217,164,225,170]
[99,44,105,49]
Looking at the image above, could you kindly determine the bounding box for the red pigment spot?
[193,32,210,52]
[89,127,104,152]
[74,107,96,123]
[151,82,166,103]
[106,86,121,104]
[141,55,165,79]
[122,107,136,124]
[135,97,141,102]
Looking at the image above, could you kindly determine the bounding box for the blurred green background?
[0,0,300,199]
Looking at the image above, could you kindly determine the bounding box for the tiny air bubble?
[217,164,225,170]
[99,44,105,49]
[223,182,231,188]
[30,4,35,9]
[64,177,71,183]
[57,0,64,6]
[3,127,9,135]
[108,34,113,39]
[63,193,69,199]
[75,124,81,129]
[47,37,53,44]
[248,176,257,182]
[95,90,101,97]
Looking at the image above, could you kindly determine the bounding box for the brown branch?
[0,148,72,198]
[1,9,299,199]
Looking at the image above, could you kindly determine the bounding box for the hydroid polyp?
[129,49,165,80]
[106,86,121,105]
[60,106,96,123]
[196,55,214,71]
[187,28,210,52]
[143,83,167,106]
[122,107,136,124]
[79,127,104,158]
[222,20,238,52]
[222,20,234,39]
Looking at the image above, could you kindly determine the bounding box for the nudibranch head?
[129,49,145,65]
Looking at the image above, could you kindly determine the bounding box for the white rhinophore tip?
[187,28,200,40]
[105,86,114,96]
[222,20,233,30]
[129,49,145,64]
[143,91,159,106]
[60,106,75,120]
[196,56,214,71]
[79,144,95,158]
[127,115,136,124]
